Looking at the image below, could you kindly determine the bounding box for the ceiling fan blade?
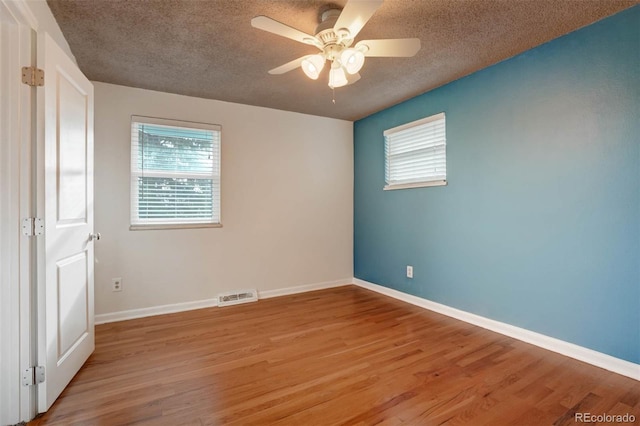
[334,0,383,39]
[356,38,421,57]
[252,16,320,47]
[268,56,307,75]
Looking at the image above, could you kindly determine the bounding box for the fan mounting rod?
[312,8,353,51]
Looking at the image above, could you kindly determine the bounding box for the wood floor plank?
[29,286,639,425]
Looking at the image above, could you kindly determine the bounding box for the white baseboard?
[95,298,219,324]
[259,278,351,299]
[94,278,352,325]
[353,278,640,381]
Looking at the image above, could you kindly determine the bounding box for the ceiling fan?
[251,0,421,89]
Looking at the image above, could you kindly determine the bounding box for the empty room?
[0,0,638,425]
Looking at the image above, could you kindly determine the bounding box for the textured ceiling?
[47,0,636,121]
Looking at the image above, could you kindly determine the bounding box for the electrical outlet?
[406,265,413,279]
[112,277,122,292]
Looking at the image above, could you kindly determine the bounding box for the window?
[384,112,446,190]
[130,116,221,229]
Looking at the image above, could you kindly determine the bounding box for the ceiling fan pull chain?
[332,87,336,104]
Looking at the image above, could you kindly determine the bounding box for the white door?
[36,32,95,412]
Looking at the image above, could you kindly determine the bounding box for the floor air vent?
[217,289,258,307]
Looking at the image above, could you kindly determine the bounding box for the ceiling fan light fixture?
[341,48,365,74]
[328,63,348,88]
[301,54,325,80]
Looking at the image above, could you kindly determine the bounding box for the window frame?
[130,115,222,230]
[383,112,447,191]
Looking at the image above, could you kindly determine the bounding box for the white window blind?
[384,112,446,190]
[130,116,221,229]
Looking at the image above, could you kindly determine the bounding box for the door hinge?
[21,66,44,87]
[22,366,45,386]
[22,217,44,237]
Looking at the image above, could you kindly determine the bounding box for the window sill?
[384,180,447,191]
[130,223,222,231]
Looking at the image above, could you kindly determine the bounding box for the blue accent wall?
[353,7,640,364]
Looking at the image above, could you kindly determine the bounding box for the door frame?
[1,0,38,423]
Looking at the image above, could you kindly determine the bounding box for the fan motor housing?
[315,8,341,34]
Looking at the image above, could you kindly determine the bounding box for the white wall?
[94,82,353,315]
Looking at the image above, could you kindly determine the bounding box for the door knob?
[89,232,101,241]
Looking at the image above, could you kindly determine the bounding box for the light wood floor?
[30,286,639,425]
